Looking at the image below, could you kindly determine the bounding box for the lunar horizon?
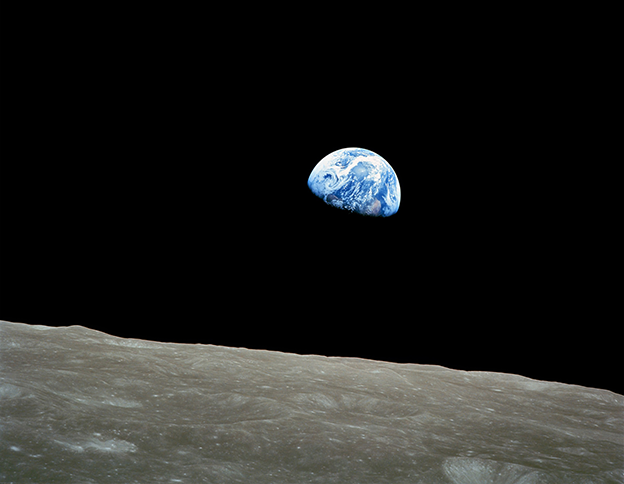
[1,320,622,483]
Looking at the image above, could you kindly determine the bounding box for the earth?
[308,148,401,217]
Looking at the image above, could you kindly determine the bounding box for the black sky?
[1,6,622,394]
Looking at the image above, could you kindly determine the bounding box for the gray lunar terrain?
[1,320,622,483]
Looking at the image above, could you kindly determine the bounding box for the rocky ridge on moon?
[1,320,622,483]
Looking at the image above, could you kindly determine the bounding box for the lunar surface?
[1,320,622,483]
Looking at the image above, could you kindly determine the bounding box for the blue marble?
[308,148,401,217]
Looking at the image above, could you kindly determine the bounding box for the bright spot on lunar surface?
[308,147,401,217]
[1,320,623,483]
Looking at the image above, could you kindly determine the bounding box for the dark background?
[1,6,622,394]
